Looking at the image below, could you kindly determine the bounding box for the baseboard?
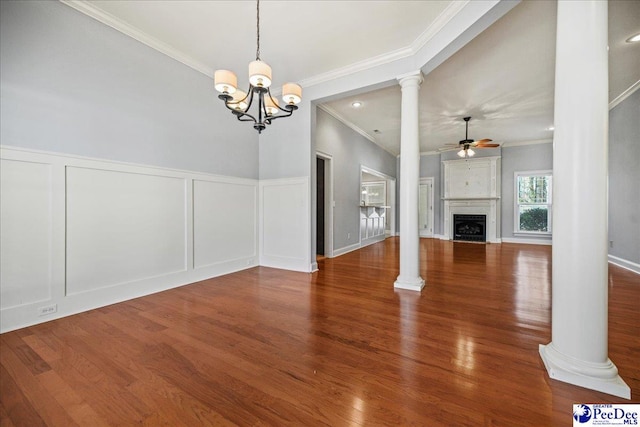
[608,255,640,275]
[332,243,361,257]
[502,237,552,245]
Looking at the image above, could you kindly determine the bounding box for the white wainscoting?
[1,159,53,309]
[0,147,258,333]
[193,180,257,269]
[259,177,312,272]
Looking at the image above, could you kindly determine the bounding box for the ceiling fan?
[442,116,499,158]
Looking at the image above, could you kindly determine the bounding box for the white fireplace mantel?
[442,157,501,243]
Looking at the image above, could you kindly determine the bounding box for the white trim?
[259,177,311,272]
[539,344,630,399]
[317,105,399,156]
[420,151,441,157]
[0,145,254,184]
[608,255,640,275]
[419,177,435,238]
[502,237,552,246]
[501,139,553,148]
[609,79,640,110]
[410,2,469,52]
[60,0,213,77]
[332,243,361,258]
[513,170,552,234]
[316,151,334,259]
[299,2,467,89]
[61,0,470,92]
[394,278,425,292]
[310,262,319,273]
[0,147,258,333]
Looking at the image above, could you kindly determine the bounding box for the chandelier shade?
[214,70,237,94]
[248,60,272,88]
[214,0,302,133]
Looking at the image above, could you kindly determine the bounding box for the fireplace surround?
[442,156,501,243]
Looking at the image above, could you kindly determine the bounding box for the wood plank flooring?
[1,238,639,426]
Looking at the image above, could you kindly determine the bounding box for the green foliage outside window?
[519,207,548,232]
[516,173,552,233]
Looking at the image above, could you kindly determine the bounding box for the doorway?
[316,157,325,255]
[360,166,396,245]
[419,177,434,237]
[316,152,333,258]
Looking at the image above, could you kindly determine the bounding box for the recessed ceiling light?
[547,126,555,131]
[626,33,640,43]
[351,101,362,108]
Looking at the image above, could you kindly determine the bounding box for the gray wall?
[501,143,553,240]
[315,108,396,251]
[0,1,258,178]
[609,90,640,265]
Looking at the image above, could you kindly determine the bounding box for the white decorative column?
[539,0,630,399]
[394,72,424,292]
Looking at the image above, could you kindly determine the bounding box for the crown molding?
[60,0,214,78]
[501,139,552,148]
[609,79,640,110]
[317,104,376,142]
[410,1,470,53]
[419,151,441,157]
[298,2,470,89]
[316,105,398,157]
[61,0,474,91]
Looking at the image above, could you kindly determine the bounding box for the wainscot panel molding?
[259,177,312,272]
[0,146,258,333]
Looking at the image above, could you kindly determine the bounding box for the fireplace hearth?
[453,214,486,242]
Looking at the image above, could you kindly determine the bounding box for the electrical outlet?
[38,304,57,316]
[347,232,351,240]
[609,241,613,248]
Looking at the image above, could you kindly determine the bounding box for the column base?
[539,343,630,399]
[394,277,425,292]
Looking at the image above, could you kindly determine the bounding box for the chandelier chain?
[256,0,260,60]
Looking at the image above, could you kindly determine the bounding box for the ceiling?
[69,0,639,155]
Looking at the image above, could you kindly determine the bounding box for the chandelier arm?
[265,108,295,121]
[235,113,258,123]
[266,90,298,114]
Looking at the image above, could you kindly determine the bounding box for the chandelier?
[213,0,302,133]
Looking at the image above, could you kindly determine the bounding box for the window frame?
[513,170,553,235]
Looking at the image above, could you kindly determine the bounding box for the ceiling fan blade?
[474,138,493,144]
[438,146,460,152]
[476,143,500,148]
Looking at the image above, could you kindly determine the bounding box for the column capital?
[397,71,423,88]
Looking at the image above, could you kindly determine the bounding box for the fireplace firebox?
[453,214,486,242]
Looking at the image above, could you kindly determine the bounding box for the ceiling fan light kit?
[449,116,499,158]
[214,0,302,133]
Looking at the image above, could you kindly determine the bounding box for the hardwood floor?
[1,238,639,426]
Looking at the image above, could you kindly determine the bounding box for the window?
[515,171,552,234]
